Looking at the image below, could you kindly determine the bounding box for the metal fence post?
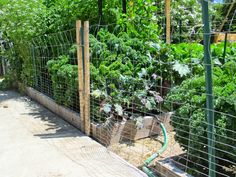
[201,1,216,177]
[223,32,228,63]
[179,19,182,43]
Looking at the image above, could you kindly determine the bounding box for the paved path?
[0,91,147,177]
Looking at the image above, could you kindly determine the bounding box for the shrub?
[0,74,15,90]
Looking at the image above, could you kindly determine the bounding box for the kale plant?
[166,59,236,174]
[47,55,78,110]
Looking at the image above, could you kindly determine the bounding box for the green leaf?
[145,100,152,110]
[173,61,190,77]
[114,104,123,116]
[103,103,112,114]
[91,90,103,98]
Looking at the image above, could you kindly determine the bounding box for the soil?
[109,131,184,168]
[109,133,236,176]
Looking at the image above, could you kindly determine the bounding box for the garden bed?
[109,131,184,167]
[91,112,173,146]
[25,87,82,129]
[154,158,193,177]
[25,87,173,146]
[157,154,236,177]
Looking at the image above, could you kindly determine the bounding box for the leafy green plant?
[114,0,161,40]
[89,29,164,122]
[47,55,78,109]
[90,30,236,124]
[166,59,236,175]
[0,74,15,90]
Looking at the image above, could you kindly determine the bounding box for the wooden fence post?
[165,0,171,44]
[83,21,91,136]
[76,20,85,132]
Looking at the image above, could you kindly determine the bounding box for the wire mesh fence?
[30,29,80,113]
[20,1,236,177]
[91,36,235,176]
[88,2,236,177]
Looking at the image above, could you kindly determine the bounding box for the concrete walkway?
[0,91,147,177]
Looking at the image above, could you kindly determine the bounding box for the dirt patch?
[109,131,184,167]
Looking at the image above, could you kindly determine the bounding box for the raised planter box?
[25,87,82,130]
[25,86,173,146]
[91,120,127,146]
[155,158,193,177]
[122,112,173,141]
[213,32,236,43]
[91,112,173,145]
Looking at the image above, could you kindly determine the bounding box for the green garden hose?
[142,123,168,177]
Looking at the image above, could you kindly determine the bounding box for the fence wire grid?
[24,1,236,177]
[88,27,236,177]
[30,29,80,113]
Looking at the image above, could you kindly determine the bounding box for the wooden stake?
[214,1,236,42]
[218,1,235,33]
[84,21,91,136]
[76,20,85,132]
[165,0,171,44]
